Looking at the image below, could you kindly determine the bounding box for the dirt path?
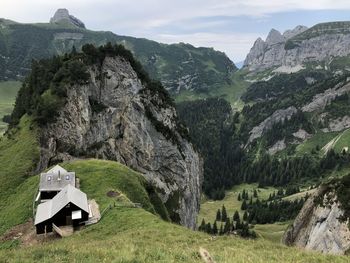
[1,219,38,247]
[1,219,60,247]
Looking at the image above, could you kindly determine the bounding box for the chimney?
[58,170,61,181]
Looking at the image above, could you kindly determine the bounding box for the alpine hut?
[34,184,89,234]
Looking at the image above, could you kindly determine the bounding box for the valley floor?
[198,183,310,243]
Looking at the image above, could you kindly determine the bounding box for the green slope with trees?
[0,19,236,95]
[0,158,349,262]
[0,81,20,134]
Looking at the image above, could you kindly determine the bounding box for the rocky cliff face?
[302,82,350,113]
[50,8,85,28]
[248,106,298,143]
[283,186,350,254]
[244,22,350,72]
[244,26,307,72]
[37,56,203,229]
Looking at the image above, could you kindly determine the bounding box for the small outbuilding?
[34,184,89,235]
[39,165,76,200]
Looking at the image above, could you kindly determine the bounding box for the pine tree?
[219,224,223,235]
[223,218,231,234]
[241,200,247,210]
[213,221,218,235]
[235,217,241,230]
[206,223,212,234]
[221,205,227,221]
[237,193,241,201]
[253,189,258,198]
[277,188,284,196]
[233,210,240,222]
[199,219,206,231]
[243,211,248,221]
[240,222,250,237]
[216,209,221,221]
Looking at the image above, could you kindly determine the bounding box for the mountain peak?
[283,25,308,39]
[265,29,285,45]
[50,8,85,28]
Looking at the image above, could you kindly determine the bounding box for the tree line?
[198,205,257,238]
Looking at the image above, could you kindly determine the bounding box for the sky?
[2,1,350,63]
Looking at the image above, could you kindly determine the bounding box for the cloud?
[2,0,350,62]
[4,0,350,29]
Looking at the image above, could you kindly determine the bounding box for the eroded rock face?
[266,29,285,45]
[302,83,350,113]
[50,9,85,29]
[243,23,350,72]
[283,25,308,39]
[283,187,350,254]
[248,106,298,143]
[322,116,350,132]
[267,139,286,155]
[293,129,312,141]
[38,56,203,229]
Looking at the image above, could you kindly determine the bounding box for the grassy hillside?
[295,129,350,156]
[0,20,235,94]
[0,116,39,199]
[199,183,277,223]
[0,158,162,236]
[198,183,291,243]
[295,132,340,156]
[175,71,248,109]
[333,129,350,153]
[2,207,349,262]
[62,160,157,213]
[0,81,21,134]
[0,115,39,234]
[0,160,349,262]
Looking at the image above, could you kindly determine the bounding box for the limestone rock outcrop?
[248,106,298,143]
[283,186,350,254]
[38,56,203,229]
[322,116,350,132]
[302,82,350,113]
[50,9,85,28]
[243,22,350,72]
[283,25,308,39]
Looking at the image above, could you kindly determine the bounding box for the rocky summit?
[50,8,85,28]
[244,22,350,73]
[244,25,308,72]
